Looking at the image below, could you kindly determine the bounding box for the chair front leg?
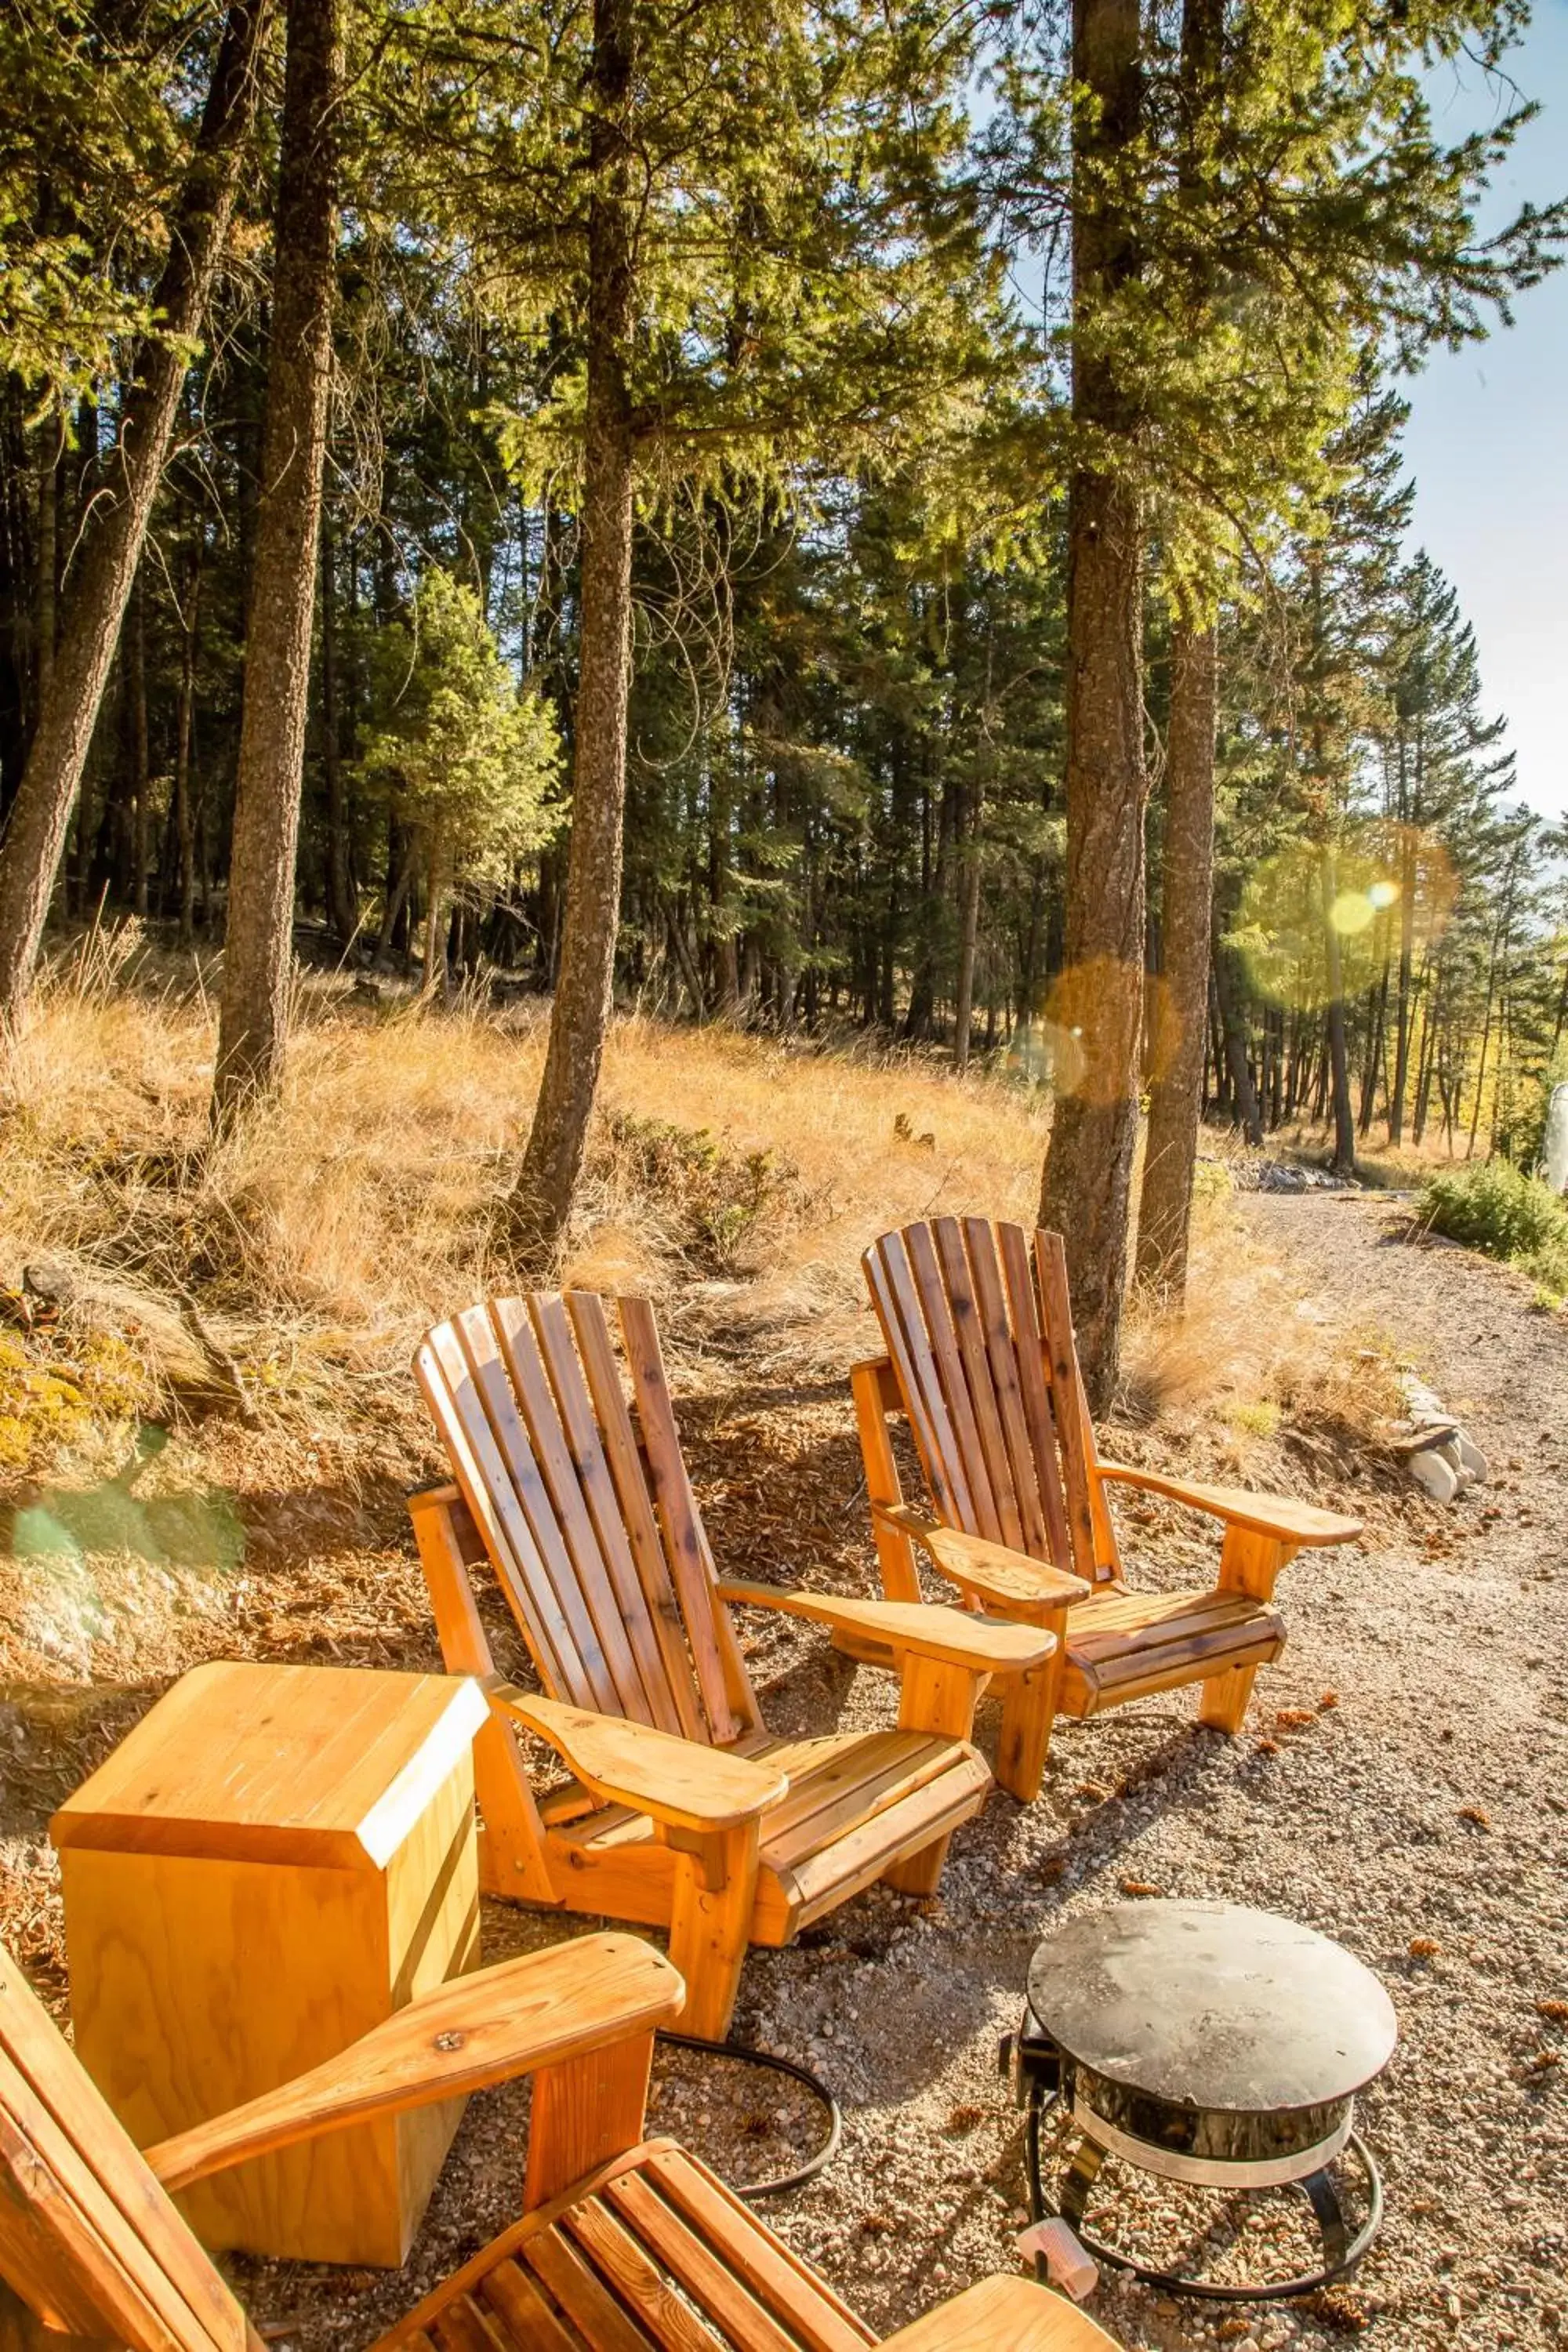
[664,1820,761,2042]
[1197,1526,1293,1735]
[408,1487,560,1905]
[880,1654,987,1896]
[852,1358,924,1604]
[524,2027,657,2211]
[994,1605,1071,1802]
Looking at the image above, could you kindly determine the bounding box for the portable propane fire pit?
[1006,1900,1397,2300]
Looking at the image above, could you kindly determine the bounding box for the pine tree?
[212,0,342,1120]
[0,0,272,1028]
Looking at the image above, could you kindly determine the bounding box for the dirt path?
[4,1192,1565,2352]
[706,1190,1566,2352]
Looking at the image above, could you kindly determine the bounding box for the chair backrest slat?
[559,1293,712,1743]
[452,1303,633,1720]
[417,1323,589,1700]
[481,1297,673,1729]
[959,1218,1060,1559]
[1033,1231,1120,1578]
[862,1232,975,1530]
[862,1219,1120,1587]
[992,1218,1070,1566]
[499,1297,681,1736]
[906,1221,1004,1546]
[418,1294,759,1749]
[618,1297,746,1747]
[927,1218,1029,1552]
[0,1952,249,2352]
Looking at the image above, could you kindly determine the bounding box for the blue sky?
[1401,2,1568,815]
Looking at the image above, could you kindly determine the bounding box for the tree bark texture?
[321,509,357,945]
[1039,0,1146,1412]
[509,0,637,1260]
[1135,617,1215,1298]
[212,0,341,1119]
[0,0,272,1028]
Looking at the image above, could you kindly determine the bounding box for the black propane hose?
[655,2029,842,2200]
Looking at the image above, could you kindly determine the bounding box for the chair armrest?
[494,1687,788,1831]
[145,1936,683,2193]
[1096,1463,1362,1546]
[880,2274,1116,2350]
[873,1503,1091,1610]
[718,1581,1057,1672]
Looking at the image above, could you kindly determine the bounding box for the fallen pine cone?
[1457,1806,1490,1830]
[1409,1938,1441,1959]
[1276,1707,1318,1729]
[1120,1878,1163,1897]
[1537,1998,1568,2023]
[1309,2288,1371,2335]
[1254,1737,1281,1757]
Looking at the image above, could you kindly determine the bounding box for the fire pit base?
[1007,1900,1397,2303]
[1027,2099,1385,2299]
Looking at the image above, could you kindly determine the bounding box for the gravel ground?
[5,1191,1566,2350]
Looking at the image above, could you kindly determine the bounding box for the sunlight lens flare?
[1232,826,1457,1011]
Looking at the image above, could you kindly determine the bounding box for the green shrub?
[1418,1159,1568,1297]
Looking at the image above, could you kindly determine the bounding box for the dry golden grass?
[0,938,1398,1493]
[1,950,1049,1436]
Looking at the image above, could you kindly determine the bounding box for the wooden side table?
[53,1661,489,2267]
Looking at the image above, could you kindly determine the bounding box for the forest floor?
[0,976,1563,2352]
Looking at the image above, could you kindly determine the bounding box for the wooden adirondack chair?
[0,1933,1116,2352]
[855,1218,1364,1799]
[408,1291,1055,2041]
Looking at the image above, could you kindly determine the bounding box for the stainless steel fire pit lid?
[1026,1900,1397,2116]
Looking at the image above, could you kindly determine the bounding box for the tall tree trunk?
[1212,904,1261,1145]
[421,828,448,1003]
[1388,830,1418,1142]
[953,782,982,1072]
[35,412,60,713]
[0,0,271,1027]
[1321,849,1356,1176]
[508,0,637,1258]
[1039,0,1145,1410]
[128,571,151,917]
[321,506,356,945]
[212,0,341,1119]
[1358,953,1387,1134]
[1135,615,1215,1298]
[173,527,202,946]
